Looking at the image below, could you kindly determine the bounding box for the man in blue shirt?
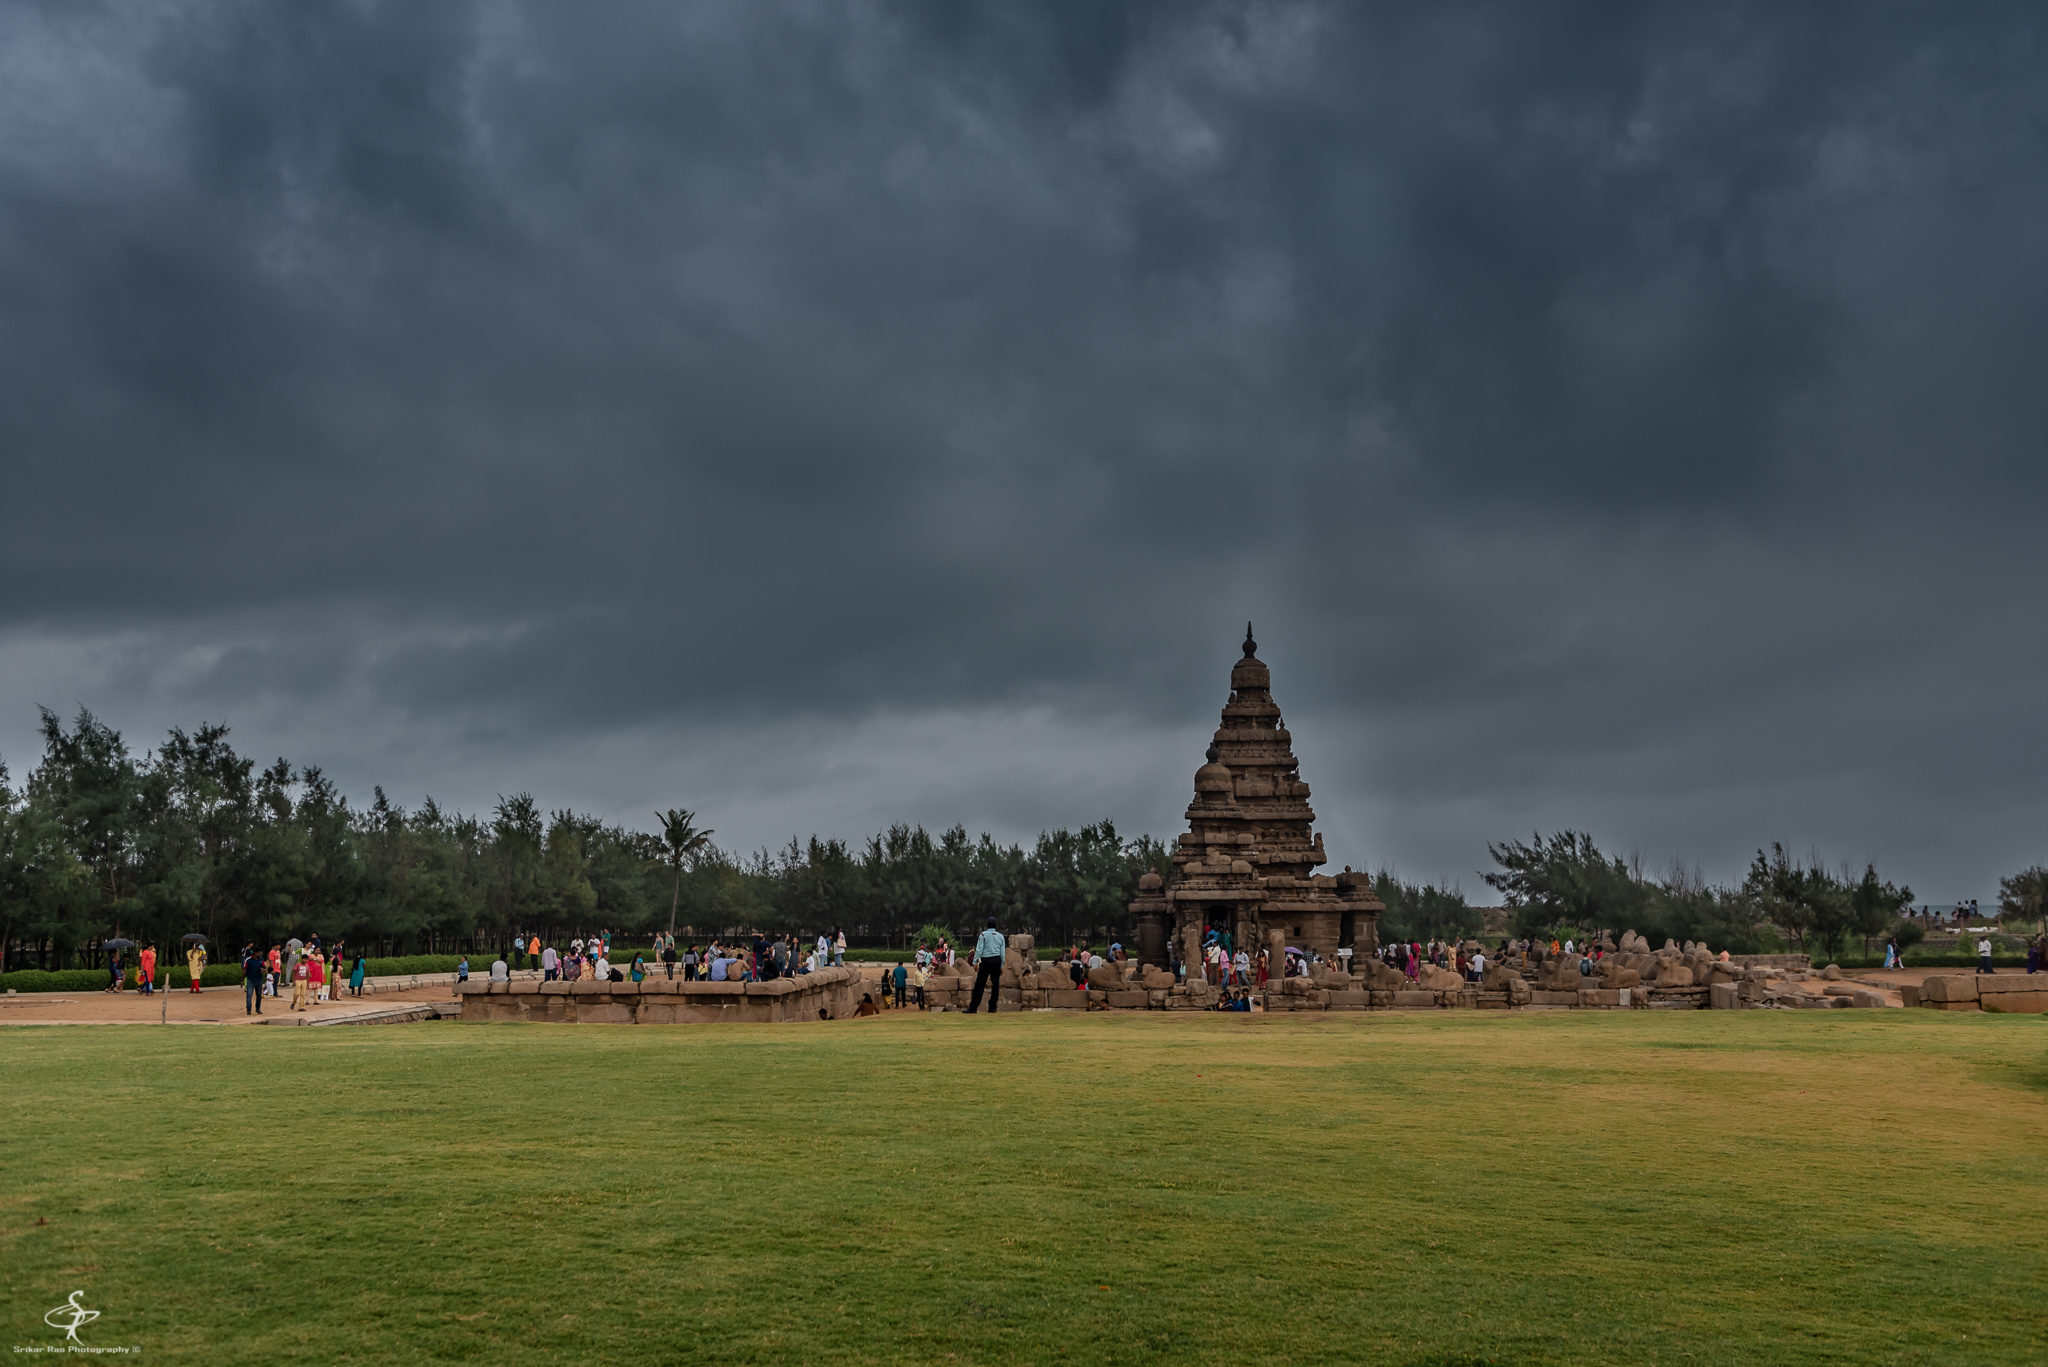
[968,917,1007,1014]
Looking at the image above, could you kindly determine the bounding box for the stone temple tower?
[1129,625,1382,969]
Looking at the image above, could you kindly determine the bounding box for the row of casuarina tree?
[2,709,2040,973]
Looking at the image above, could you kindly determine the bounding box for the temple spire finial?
[1242,621,1257,658]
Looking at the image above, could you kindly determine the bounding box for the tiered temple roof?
[1129,625,1381,967]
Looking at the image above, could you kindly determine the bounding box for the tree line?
[0,710,1170,971]
[1480,829,1968,958]
[5,709,2035,972]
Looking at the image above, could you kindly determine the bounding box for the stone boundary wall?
[1905,974,2048,1014]
[455,966,864,1023]
[1726,954,1811,970]
[363,969,542,996]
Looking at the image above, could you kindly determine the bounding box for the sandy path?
[0,982,457,1026]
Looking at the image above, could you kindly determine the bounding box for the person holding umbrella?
[185,936,208,993]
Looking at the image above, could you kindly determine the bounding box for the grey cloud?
[0,0,2043,896]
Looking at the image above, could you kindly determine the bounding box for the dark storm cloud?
[1,1,2043,892]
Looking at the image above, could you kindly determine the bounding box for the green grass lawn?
[4,1011,2044,1365]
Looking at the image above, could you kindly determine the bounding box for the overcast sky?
[2,1,2043,900]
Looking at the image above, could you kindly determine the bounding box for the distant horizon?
[5,696,2016,908]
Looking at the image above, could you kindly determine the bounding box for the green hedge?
[0,964,242,994]
[0,968,113,993]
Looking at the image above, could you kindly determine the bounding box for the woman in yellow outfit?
[186,942,207,993]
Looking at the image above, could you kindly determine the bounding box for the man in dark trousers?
[242,943,265,1015]
[968,917,1007,1014]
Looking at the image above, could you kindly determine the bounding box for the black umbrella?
[104,938,136,950]
[181,933,208,944]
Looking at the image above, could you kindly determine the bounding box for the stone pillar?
[1267,926,1288,981]
[1130,873,1170,967]
[1182,920,1205,984]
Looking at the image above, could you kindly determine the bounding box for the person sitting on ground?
[490,955,510,982]
[854,993,880,1017]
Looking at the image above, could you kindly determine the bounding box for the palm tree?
[655,809,714,938]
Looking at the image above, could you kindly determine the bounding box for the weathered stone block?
[1106,989,1149,1009]
[1326,989,1369,1007]
[1823,984,1858,997]
[1918,975,1978,1002]
[1978,990,2048,1014]
[1849,990,1888,1008]
[1041,988,1085,1009]
[1577,988,1621,1008]
[1391,989,1436,1008]
[578,1002,634,1024]
[1709,982,1739,1010]
[1977,974,2041,995]
[1529,990,1579,1006]
[568,980,610,996]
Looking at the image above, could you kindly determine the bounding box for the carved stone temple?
[1129,625,1383,969]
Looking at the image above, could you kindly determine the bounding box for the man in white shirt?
[540,944,559,981]
[1977,937,1994,973]
[968,917,1007,1014]
[595,955,611,981]
[1470,950,1486,983]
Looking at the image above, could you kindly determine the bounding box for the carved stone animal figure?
[1363,960,1408,990]
[1654,962,1695,988]
[1598,960,1641,989]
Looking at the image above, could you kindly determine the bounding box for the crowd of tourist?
[498,927,856,985]
[223,939,367,1015]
